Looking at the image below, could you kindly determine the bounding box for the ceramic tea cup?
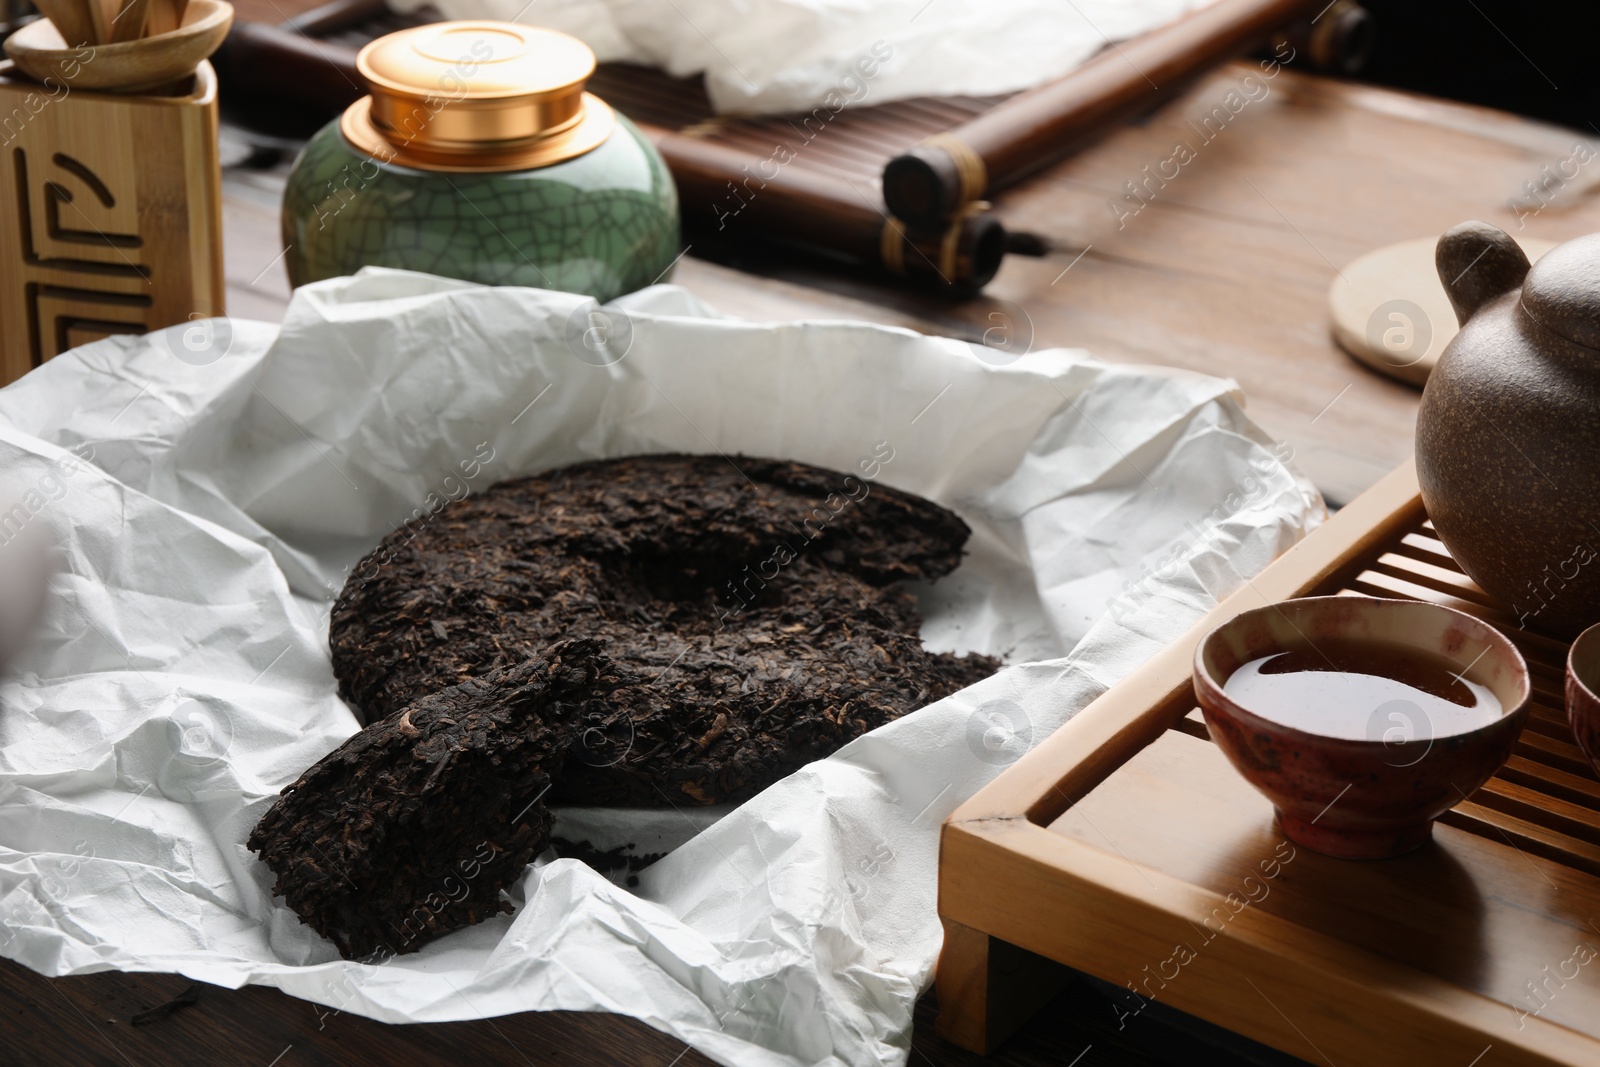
[1567,622,1600,777]
[1194,596,1530,859]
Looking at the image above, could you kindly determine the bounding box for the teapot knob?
[1436,221,1531,327]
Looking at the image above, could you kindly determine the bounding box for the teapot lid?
[1522,233,1600,350]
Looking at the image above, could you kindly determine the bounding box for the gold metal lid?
[341,21,615,173]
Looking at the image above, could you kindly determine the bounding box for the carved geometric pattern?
[11,147,152,367]
[45,153,143,249]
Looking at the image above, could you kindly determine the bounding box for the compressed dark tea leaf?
[247,640,624,960]
[256,454,999,957]
[330,454,998,806]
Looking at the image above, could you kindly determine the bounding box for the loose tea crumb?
[550,838,665,879]
[129,985,201,1026]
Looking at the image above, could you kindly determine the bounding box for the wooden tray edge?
[939,816,1592,1065]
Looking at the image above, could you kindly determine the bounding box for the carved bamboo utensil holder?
[0,0,230,384]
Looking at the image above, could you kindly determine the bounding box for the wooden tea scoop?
[87,0,117,43]
[108,0,152,42]
[144,0,189,37]
[32,0,97,46]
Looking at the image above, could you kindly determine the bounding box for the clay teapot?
[1417,221,1600,636]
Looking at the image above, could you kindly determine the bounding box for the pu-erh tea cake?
[250,453,997,957]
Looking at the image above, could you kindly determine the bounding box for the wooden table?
[9,57,1600,1067]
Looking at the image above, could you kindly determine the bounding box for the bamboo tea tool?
[145,0,188,37]
[30,0,96,47]
[108,0,153,44]
[0,0,231,383]
[87,0,114,46]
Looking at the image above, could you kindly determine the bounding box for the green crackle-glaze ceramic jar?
[282,21,679,301]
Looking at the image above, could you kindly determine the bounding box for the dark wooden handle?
[213,21,366,112]
[882,0,1329,228]
[280,0,387,35]
[640,125,1007,293]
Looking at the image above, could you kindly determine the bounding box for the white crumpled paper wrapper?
[387,0,1209,114]
[0,270,1322,1066]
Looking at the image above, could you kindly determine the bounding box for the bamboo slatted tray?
[938,457,1600,1066]
[585,64,1003,190]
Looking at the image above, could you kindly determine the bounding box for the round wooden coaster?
[1330,235,1556,387]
